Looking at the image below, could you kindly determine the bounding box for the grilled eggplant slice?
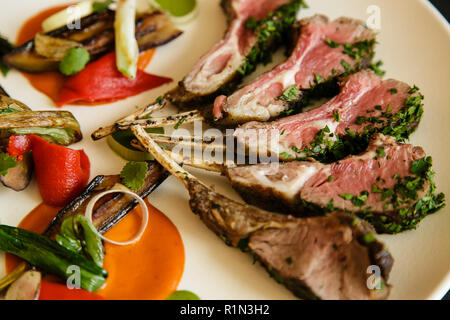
[43,161,168,239]
[3,10,182,73]
[0,151,33,191]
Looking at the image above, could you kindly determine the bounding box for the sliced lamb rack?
[131,125,393,300]
[225,134,445,234]
[213,15,376,125]
[167,0,302,108]
[234,69,424,163]
[125,70,424,167]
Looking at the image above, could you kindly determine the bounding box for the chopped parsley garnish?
[314,73,323,84]
[325,38,340,48]
[369,60,386,76]
[362,233,375,244]
[280,152,292,159]
[237,0,304,77]
[333,110,341,122]
[328,199,334,210]
[328,175,334,182]
[376,147,386,158]
[339,194,354,201]
[339,191,369,207]
[285,257,293,264]
[0,152,18,176]
[120,161,149,191]
[59,47,90,76]
[408,85,419,94]
[372,184,383,193]
[276,84,301,103]
[390,88,398,94]
[410,156,432,175]
[341,60,350,71]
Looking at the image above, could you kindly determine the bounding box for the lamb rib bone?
[130,124,393,300]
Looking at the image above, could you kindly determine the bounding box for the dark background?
[430,0,450,21]
[428,0,449,300]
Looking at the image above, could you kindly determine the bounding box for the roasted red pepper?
[39,280,104,300]
[8,135,90,206]
[56,52,172,106]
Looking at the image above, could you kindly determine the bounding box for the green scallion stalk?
[0,225,107,292]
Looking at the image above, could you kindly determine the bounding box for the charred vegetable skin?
[0,161,168,293]
[0,225,107,292]
[0,91,82,146]
[3,10,182,73]
[0,36,14,76]
[0,91,82,191]
[44,161,168,239]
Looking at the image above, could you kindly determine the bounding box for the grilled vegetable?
[0,90,31,112]
[56,214,104,268]
[115,0,139,78]
[0,161,168,296]
[0,225,107,292]
[0,110,82,145]
[107,127,164,161]
[34,33,82,60]
[0,35,14,76]
[3,10,182,73]
[42,1,96,32]
[56,52,171,106]
[8,134,91,206]
[0,151,33,191]
[44,161,168,238]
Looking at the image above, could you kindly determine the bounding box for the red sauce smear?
[6,200,185,300]
[16,6,165,106]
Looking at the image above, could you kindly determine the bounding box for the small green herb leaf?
[276,84,300,103]
[333,110,341,122]
[325,38,340,48]
[314,73,323,84]
[0,152,18,176]
[362,233,376,244]
[376,147,386,158]
[120,161,149,191]
[59,47,90,76]
[339,194,354,201]
[410,157,432,176]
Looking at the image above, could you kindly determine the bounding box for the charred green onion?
[0,225,107,292]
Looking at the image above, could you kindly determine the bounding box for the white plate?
[0,0,449,300]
